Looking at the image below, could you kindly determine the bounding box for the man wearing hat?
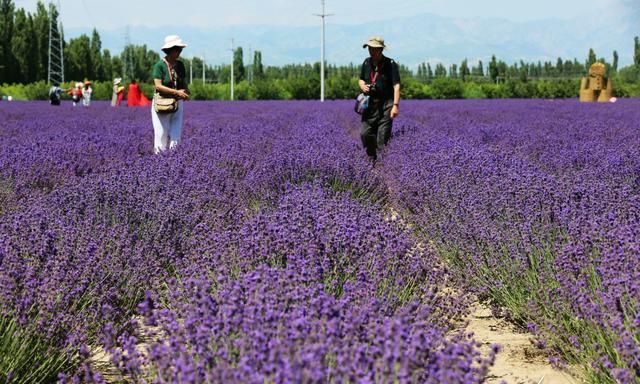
[151,34,190,154]
[358,36,401,165]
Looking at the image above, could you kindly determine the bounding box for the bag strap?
[163,59,176,89]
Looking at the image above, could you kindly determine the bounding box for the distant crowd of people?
[48,78,150,108]
[45,33,400,162]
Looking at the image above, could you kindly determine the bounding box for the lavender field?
[0,99,638,383]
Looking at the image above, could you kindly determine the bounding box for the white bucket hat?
[161,35,187,50]
[363,36,385,49]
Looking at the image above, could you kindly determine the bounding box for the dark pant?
[360,99,393,160]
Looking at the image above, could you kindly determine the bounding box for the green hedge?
[1,77,638,101]
[0,81,155,101]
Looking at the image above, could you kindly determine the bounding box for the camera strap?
[369,67,379,84]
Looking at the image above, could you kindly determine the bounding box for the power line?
[79,0,96,29]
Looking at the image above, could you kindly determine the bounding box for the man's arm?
[391,83,400,119]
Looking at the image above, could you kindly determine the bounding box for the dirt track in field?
[465,303,581,384]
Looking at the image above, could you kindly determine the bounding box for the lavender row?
[378,99,640,382]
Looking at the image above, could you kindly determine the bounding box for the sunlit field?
[1,99,639,383]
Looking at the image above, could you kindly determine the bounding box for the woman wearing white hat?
[358,36,401,165]
[111,78,122,107]
[151,34,190,154]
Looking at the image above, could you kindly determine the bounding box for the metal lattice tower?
[47,1,64,84]
[123,26,134,81]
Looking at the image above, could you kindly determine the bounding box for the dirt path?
[465,303,581,384]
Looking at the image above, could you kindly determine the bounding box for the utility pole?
[47,1,64,84]
[314,0,333,102]
[202,55,205,84]
[189,58,193,84]
[230,38,235,100]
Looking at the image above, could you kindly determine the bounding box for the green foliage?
[1,75,635,101]
[534,79,579,99]
[284,77,319,100]
[0,80,156,101]
[430,77,464,99]
[233,47,245,83]
[0,314,76,384]
[253,50,264,80]
[614,81,640,98]
[119,44,159,83]
[618,64,640,84]
[481,83,510,99]
[0,81,49,100]
[65,34,93,82]
[87,81,110,100]
[634,36,640,66]
[251,79,287,100]
[11,8,37,84]
[189,82,226,100]
[234,80,251,100]
[508,80,535,98]
[462,82,486,99]
[326,77,358,100]
[400,78,430,99]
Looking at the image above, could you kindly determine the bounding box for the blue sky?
[12,0,639,68]
[13,0,630,29]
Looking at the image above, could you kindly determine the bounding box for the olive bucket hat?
[362,36,386,49]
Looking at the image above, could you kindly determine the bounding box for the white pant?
[151,99,184,154]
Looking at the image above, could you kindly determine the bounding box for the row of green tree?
[1,0,639,99]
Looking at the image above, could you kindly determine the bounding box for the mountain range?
[66,11,638,70]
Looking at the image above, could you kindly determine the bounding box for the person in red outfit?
[127,79,151,107]
[116,85,125,106]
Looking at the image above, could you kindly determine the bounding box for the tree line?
[1,0,639,100]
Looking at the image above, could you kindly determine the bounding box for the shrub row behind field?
[3,77,640,101]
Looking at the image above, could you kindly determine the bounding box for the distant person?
[358,36,401,165]
[82,80,93,107]
[127,79,151,107]
[112,78,122,107]
[151,34,189,154]
[49,83,63,106]
[117,86,125,106]
[68,82,83,107]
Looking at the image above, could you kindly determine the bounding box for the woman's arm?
[154,79,189,100]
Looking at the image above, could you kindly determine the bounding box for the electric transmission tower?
[123,26,135,81]
[47,1,64,84]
